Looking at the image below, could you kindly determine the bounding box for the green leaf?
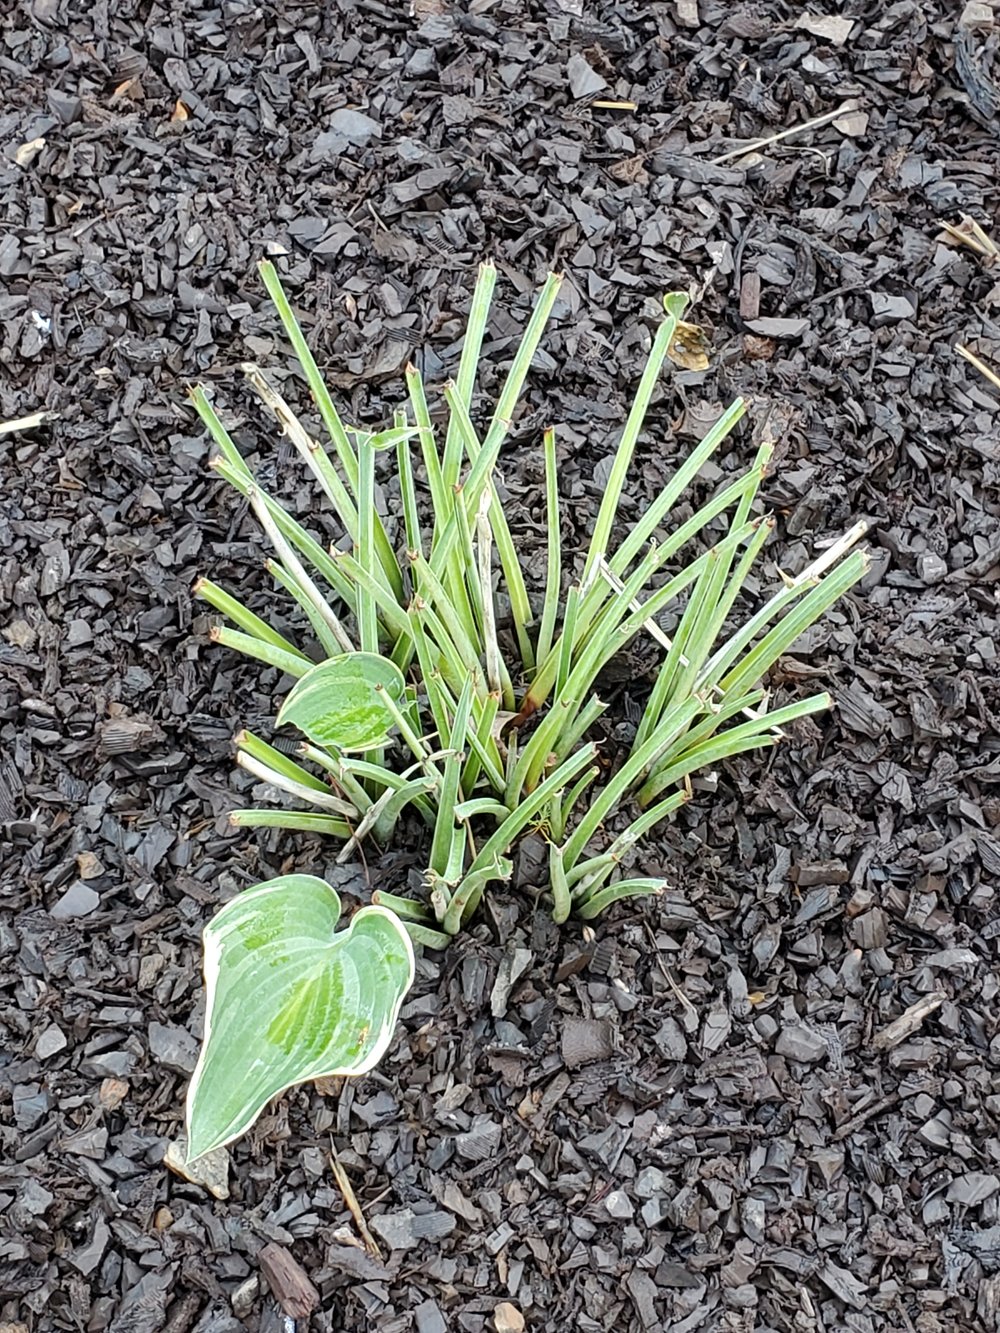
[186,875,414,1159]
[277,653,406,752]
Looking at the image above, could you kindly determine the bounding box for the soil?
[3,2,1000,1330]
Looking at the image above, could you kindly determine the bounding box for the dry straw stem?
[939,214,999,261]
[712,99,861,164]
[0,408,60,436]
[956,343,1000,393]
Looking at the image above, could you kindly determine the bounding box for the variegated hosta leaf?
[186,874,414,1160]
[277,652,405,752]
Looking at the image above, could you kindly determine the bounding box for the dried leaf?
[668,320,711,371]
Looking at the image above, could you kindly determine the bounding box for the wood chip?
[258,1242,320,1319]
[871,993,946,1052]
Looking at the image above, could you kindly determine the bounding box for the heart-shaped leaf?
[186,874,414,1159]
[277,652,405,752]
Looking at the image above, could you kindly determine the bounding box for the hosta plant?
[183,260,867,1158]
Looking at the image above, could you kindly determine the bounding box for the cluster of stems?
[191,261,868,942]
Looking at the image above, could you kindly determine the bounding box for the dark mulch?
[3,1,1000,1329]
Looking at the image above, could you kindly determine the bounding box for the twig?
[871,992,946,1053]
[956,343,1000,393]
[365,200,389,233]
[0,409,60,436]
[712,99,861,165]
[643,920,698,1019]
[831,1093,899,1141]
[329,1149,384,1260]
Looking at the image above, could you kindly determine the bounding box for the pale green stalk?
[560,696,704,870]
[297,743,374,814]
[580,292,688,593]
[441,853,512,935]
[480,273,564,457]
[528,530,712,779]
[256,259,405,594]
[524,456,764,717]
[447,442,486,637]
[443,262,497,489]
[241,362,360,538]
[454,797,512,821]
[453,271,565,671]
[536,426,561,667]
[377,687,443,780]
[504,728,518,791]
[687,517,775,666]
[248,486,354,652]
[643,549,724,722]
[429,675,475,877]
[411,596,476,697]
[475,491,503,698]
[637,693,831,806]
[438,389,518,649]
[320,755,437,831]
[549,843,572,924]
[612,521,757,646]
[565,790,688,893]
[715,553,869,699]
[193,577,308,660]
[434,676,505,793]
[371,890,436,923]
[577,877,667,920]
[462,689,502,793]
[236,730,331,794]
[641,690,767,791]
[506,697,575,806]
[266,560,345,660]
[328,551,411,641]
[258,261,360,489]
[466,743,599,882]
[435,263,495,634]
[228,809,352,838]
[551,696,607,767]
[519,530,733,794]
[609,396,748,576]
[554,585,580,701]
[552,765,599,843]
[356,433,380,656]
[408,362,473,629]
[409,555,484,680]
[257,261,403,598]
[235,750,357,816]
[405,364,449,536]
[395,408,423,555]
[209,456,358,614]
[408,613,452,754]
[188,384,248,475]
[694,550,867,697]
[210,626,311,678]
[403,921,453,949]
[345,776,437,849]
